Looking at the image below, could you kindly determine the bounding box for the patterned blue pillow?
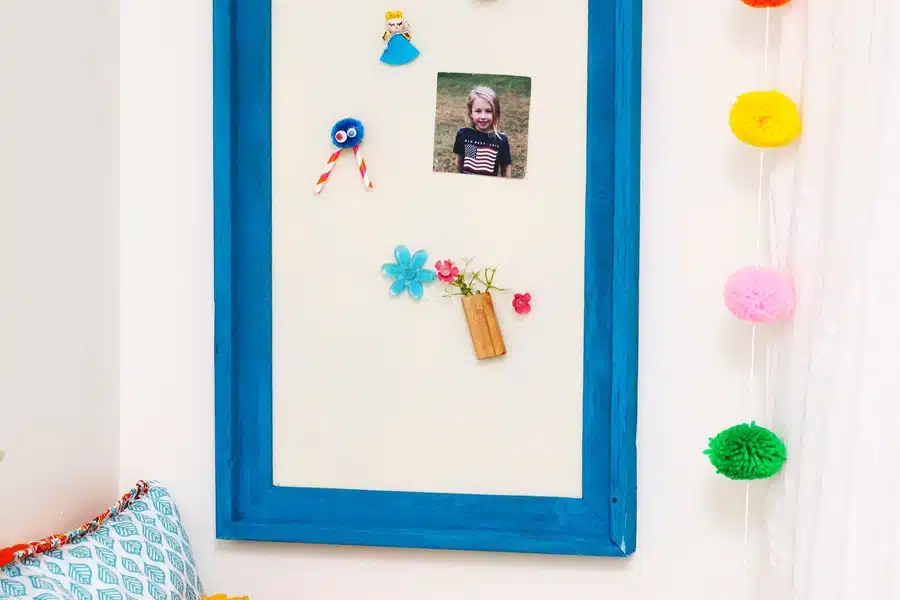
[0,482,204,600]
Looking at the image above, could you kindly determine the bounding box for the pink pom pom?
[723,267,795,323]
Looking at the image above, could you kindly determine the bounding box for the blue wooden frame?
[214,0,641,557]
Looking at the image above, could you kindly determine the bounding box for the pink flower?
[435,259,459,283]
[512,293,532,315]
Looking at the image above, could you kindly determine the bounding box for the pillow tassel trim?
[0,479,152,567]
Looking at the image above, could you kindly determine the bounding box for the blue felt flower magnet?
[331,117,365,149]
[381,245,436,301]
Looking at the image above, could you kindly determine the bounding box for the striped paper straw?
[352,144,373,190]
[315,149,343,195]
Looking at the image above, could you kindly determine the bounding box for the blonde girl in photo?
[452,86,512,177]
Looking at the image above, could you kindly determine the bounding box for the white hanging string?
[744,7,774,600]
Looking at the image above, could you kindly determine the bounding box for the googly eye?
[346,127,358,139]
[334,130,348,144]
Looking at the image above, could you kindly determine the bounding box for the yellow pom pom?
[729,90,801,148]
[385,10,403,20]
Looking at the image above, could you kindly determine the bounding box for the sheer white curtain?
[758,0,900,597]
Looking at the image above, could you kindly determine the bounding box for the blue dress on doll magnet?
[381,34,420,65]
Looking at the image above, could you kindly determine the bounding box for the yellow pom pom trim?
[201,595,249,600]
[729,90,801,148]
[385,10,403,20]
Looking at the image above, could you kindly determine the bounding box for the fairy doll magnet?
[381,11,420,66]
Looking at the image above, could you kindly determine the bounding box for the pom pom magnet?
[381,11,420,66]
[315,118,374,195]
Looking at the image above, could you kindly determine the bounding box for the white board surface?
[271,0,588,497]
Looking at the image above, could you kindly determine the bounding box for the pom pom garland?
[704,422,786,480]
[739,0,792,7]
[723,266,795,323]
[330,117,366,149]
[729,90,802,148]
[708,0,793,499]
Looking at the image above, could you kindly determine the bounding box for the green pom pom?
[704,422,786,480]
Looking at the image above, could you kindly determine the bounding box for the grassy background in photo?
[432,72,532,179]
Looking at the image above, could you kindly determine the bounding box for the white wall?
[118,1,771,598]
[0,1,120,545]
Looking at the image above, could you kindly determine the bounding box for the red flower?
[435,259,459,283]
[512,293,532,315]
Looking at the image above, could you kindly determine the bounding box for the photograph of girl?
[432,72,532,179]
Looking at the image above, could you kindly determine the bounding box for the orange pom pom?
[740,0,792,6]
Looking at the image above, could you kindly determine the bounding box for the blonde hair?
[384,11,410,36]
[466,86,504,139]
